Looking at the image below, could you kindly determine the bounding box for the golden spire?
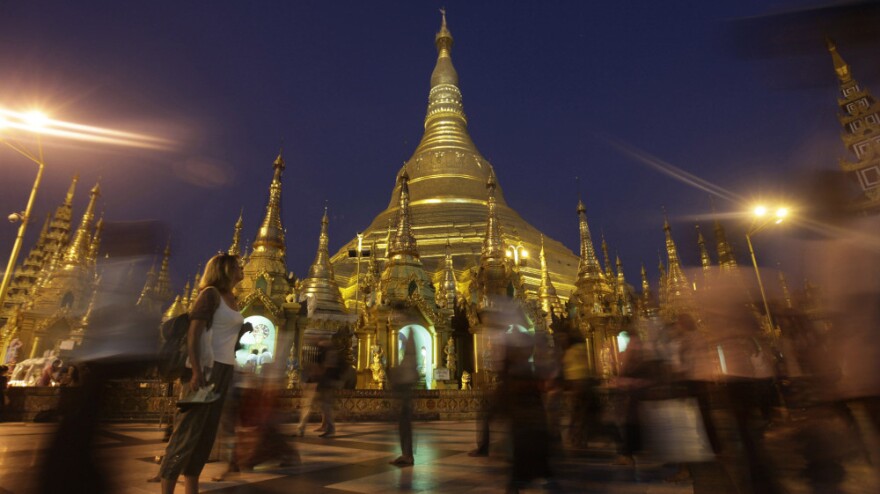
[714,218,737,269]
[155,239,172,301]
[601,233,614,280]
[63,182,100,265]
[437,239,457,309]
[616,255,631,316]
[137,258,157,307]
[696,224,711,272]
[389,169,419,258]
[87,214,104,266]
[641,263,652,307]
[228,209,243,256]
[481,173,504,262]
[663,215,693,314]
[300,206,346,311]
[826,36,852,83]
[538,235,562,317]
[252,151,286,256]
[64,174,79,207]
[181,280,192,308]
[576,198,603,280]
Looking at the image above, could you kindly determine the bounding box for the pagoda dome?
[330,14,579,302]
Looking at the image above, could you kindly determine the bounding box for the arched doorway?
[398,324,434,389]
[236,315,277,374]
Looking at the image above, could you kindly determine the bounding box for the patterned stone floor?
[0,416,878,493]
[1,420,694,493]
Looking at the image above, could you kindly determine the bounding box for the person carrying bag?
[158,253,244,494]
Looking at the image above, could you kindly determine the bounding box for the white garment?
[210,297,244,366]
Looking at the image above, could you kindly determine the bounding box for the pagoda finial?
[307,205,333,279]
[696,224,711,272]
[228,209,243,256]
[601,232,613,279]
[64,174,79,207]
[252,152,287,256]
[181,280,192,308]
[87,213,104,265]
[300,206,345,312]
[481,172,504,262]
[713,217,737,270]
[389,166,419,258]
[63,181,100,266]
[662,213,693,314]
[137,257,158,306]
[438,238,457,308]
[435,8,454,59]
[576,196,603,280]
[641,262,652,304]
[826,36,852,83]
[538,234,562,318]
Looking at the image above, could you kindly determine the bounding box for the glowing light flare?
[24,111,49,129]
[753,205,768,217]
[0,107,173,150]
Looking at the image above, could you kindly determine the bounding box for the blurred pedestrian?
[389,329,418,466]
[502,328,556,493]
[158,253,244,494]
[234,363,299,470]
[295,361,320,436]
[611,330,651,466]
[314,340,339,438]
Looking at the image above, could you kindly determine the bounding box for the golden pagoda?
[827,38,880,213]
[329,13,579,304]
[0,182,103,362]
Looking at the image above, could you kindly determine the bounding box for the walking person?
[296,361,320,436]
[389,329,418,466]
[158,253,244,494]
[315,340,339,438]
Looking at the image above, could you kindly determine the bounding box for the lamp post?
[0,113,48,312]
[745,205,788,337]
[0,107,169,315]
[505,242,528,266]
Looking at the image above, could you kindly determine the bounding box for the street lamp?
[0,113,48,312]
[745,204,788,336]
[0,107,171,313]
[505,242,528,266]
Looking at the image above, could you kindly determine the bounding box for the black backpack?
[158,314,191,380]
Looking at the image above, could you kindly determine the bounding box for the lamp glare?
[24,111,49,129]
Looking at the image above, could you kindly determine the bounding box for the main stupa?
[330,13,579,301]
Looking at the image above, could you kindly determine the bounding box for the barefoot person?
[159,253,244,494]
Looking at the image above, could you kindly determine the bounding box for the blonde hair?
[199,253,241,292]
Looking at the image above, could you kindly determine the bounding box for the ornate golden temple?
[0,17,870,389]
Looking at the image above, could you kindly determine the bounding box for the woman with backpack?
[159,253,244,494]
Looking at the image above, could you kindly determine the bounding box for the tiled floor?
[3,416,879,493]
[0,420,694,493]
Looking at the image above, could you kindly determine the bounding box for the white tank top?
[209,296,244,366]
